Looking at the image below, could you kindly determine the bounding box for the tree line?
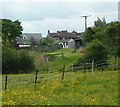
[76,17,120,70]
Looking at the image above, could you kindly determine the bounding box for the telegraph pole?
[81,15,91,30]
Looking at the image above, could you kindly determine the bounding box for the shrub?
[19,50,35,73]
[84,40,108,63]
[76,40,108,66]
[2,48,19,74]
[2,48,35,74]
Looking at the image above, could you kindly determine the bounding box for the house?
[54,39,75,48]
[47,30,82,40]
[16,33,42,48]
[47,30,83,48]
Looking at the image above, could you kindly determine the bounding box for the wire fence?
[3,59,118,91]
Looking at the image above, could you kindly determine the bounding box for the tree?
[60,30,68,33]
[77,40,108,65]
[83,27,95,44]
[85,40,108,62]
[83,17,107,45]
[39,37,54,46]
[103,21,120,56]
[71,30,77,33]
[1,19,23,47]
[103,21,120,69]
[29,37,38,50]
[94,17,106,28]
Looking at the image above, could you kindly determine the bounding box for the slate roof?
[16,33,42,45]
[48,32,83,38]
[22,33,42,40]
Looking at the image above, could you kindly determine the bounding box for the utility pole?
[81,15,91,30]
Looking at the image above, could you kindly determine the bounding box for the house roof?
[22,33,42,40]
[48,32,83,38]
[16,33,42,45]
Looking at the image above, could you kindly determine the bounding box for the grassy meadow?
[1,48,119,105]
[30,48,82,72]
[2,70,118,105]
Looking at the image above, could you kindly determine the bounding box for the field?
[1,48,119,105]
[2,70,118,105]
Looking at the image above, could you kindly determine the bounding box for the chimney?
[48,30,50,34]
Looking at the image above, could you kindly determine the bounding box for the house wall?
[53,36,60,40]
[75,39,83,49]
[68,40,75,48]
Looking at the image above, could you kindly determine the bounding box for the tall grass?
[2,71,118,105]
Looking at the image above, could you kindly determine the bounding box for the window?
[23,36,27,40]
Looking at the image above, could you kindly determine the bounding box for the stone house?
[47,30,83,48]
[16,33,42,48]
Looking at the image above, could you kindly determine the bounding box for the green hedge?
[2,48,35,74]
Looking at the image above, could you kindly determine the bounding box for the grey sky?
[1,0,119,37]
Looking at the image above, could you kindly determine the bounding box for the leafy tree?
[83,27,95,44]
[103,21,120,56]
[71,30,77,33]
[85,40,108,62]
[39,37,54,46]
[77,40,108,66]
[29,37,38,50]
[83,17,106,44]
[103,21,120,69]
[1,19,23,47]
[94,17,106,28]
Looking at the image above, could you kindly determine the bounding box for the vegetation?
[30,48,81,73]
[82,18,120,69]
[1,19,23,47]
[2,19,35,74]
[76,40,108,65]
[1,18,119,105]
[39,36,55,46]
[2,71,118,105]
[2,47,35,74]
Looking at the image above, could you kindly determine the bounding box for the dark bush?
[19,50,35,73]
[2,47,35,74]
[76,40,108,67]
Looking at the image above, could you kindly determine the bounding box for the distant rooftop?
[48,30,83,38]
[16,33,42,45]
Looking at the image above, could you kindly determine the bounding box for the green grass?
[29,48,82,73]
[3,48,118,105]
[2,70,118,105]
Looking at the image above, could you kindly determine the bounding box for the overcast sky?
[1,0,119,37]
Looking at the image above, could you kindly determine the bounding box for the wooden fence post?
[62,52,64,57]
[83,64,85,73]
[92,60,94,73]
[62,65,65,80]
[35,69,38,85]
[72,64,74,72]
[5,74,8,91]
[49,67,50,72]
[102,67,104,73]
